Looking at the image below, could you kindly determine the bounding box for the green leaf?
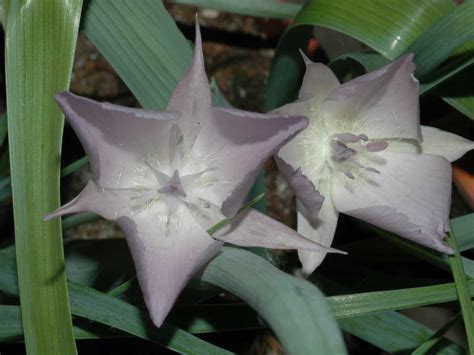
[265,26,313,110]
[267,0,474,118]
[78,238,347,353]
[82,0,191,110]
[0,115,7,148]
[295,0,453,59]
[266,0,453,109]
[412,312,462,355]
[200,246,347,354]
[329,52,474,96]
[166,0,301,19]
[328,279,474,319]
[438,64,474,120]
[404,1,474,78]
[377,229,474,279]
[1,241,345,353]
[0,154,90,202]
[323,279,463,354]
[452,213,474,252]
[68,282,233,354]
[0,305,22,342]
[0,245,233,353]
[339,312,463,354]
[447,226,474,351]
[4,0,82,353]
[3,240,471,353]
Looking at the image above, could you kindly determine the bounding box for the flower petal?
[56,92,177,189]
[331,152,453,254]
[273,98,328,183]
[296,166,340,274]
[323,54,421,141]
[166,22,212,146]
[298,56,340,101]
[274,155,324,223]
[43,180,134,221]
[118,206,222,327]
[192,107,308,218]
[386,126,474,162]
[45,181,222,327]
[214,208,345,254]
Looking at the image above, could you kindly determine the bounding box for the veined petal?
[273,98,328,183]
[274,155,324,223]
[56,92,177,189]
[192,107,308,218]
[44,180,135,221]
[45,181,222,327]
[386,126,474,162]
[167,22,212,146]
[214,208,345,253]
[331,152,453,254]
[297,166,340,274]
[118,205,222,327]
[323,54,421,141]
[299,57,340,102]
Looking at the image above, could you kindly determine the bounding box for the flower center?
[157,169,187,197]
[326,132,388,179]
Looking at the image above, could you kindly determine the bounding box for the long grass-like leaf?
[266,0,453,109]
[166,0,301,18]
[412,312,462,355]
[2,241,471,352]
[4,0,82,353]
[266,0,474,119]
[405,0,474,78]
[200,247,347,354]
[447,226,474,351]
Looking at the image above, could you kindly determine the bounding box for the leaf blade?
[4,0,82,353]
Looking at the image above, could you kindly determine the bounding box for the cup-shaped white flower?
[44,25,339,327]
[274,53,474,274]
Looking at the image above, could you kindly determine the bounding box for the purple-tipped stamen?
[365,141,388,152]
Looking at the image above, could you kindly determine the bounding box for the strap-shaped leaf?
[266,0,474,119]
[404,1,474,78]
[266,0,453,109]
[4,0,82,353]
[167,0,301,19]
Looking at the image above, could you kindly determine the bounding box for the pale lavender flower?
[273,53,474,274]
[44,25,338,326]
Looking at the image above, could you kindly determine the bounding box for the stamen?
[330,140,357,162]
[343,170,355,179]
[365,141,388,152]
[327,132,385,181]
[336,133,362,143]
[365,167,381,174]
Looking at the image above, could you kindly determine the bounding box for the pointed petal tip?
[299,49,313,65]
[331,248,348,255]
[42,207,67,222]
[43,212,56,222]
[437,239,454,255]
[194,18,202,52]
[149,312,166,329]
[55,91,72,106]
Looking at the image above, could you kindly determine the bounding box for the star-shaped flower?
[44,25,337,326]
[273,53,474,274]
